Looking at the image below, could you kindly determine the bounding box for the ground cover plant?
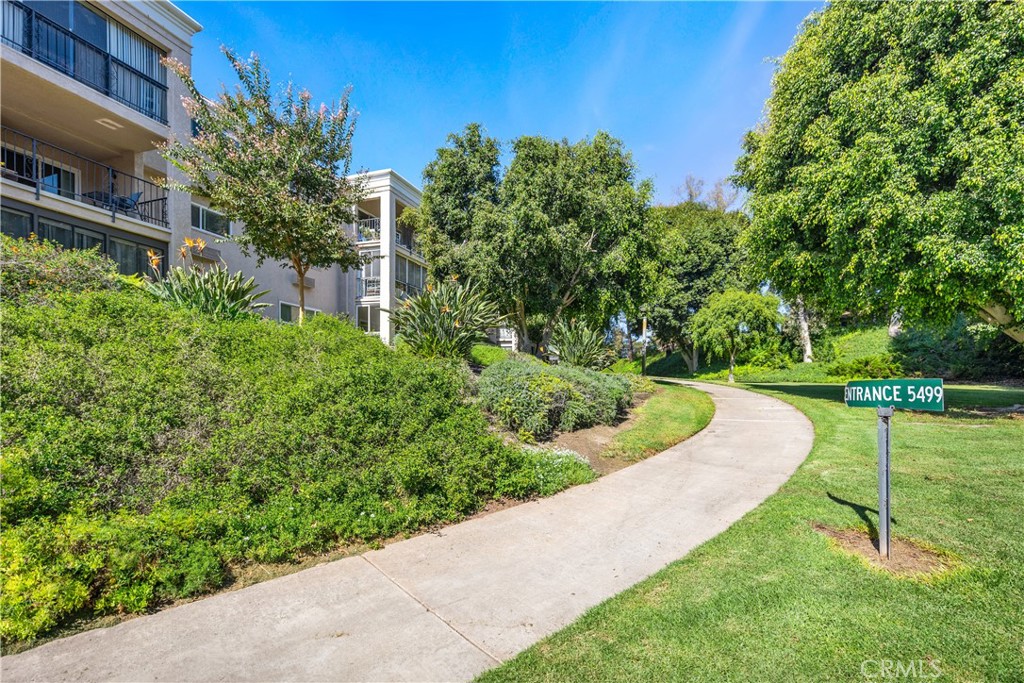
[0,240,593,644]
[478,358,633,440]
[479,382,1024,682]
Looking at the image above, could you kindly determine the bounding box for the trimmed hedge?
[478,359,633,440]
[0,239,594,641]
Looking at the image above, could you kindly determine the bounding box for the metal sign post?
[844,378,944,560]
[876,406,893,559]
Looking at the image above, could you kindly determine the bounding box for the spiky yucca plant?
[390,277,503,360]
[147,263,269,320]
[550,318,612,369]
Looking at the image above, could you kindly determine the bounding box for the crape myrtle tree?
[690,289,782,383]
[647,199,748,373]
[735,1,1024,343]
[404,124,654,352]
[161,48,367,323]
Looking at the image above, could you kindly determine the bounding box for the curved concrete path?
[2,382,813,682]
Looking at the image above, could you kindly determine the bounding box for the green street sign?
[844,378,944,412]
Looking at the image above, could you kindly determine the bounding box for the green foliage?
[735,1,1024,330]
[0,234,121,304]
[470,343,510,368]
[825,354,904,381]
[892,315,1024,380]
[550,319,612,369]
[409,124,655,349]
[146,263,269,320]
[647,201,748,354]
[504,446,596,497]
[478,359,633,440]
[1,288,590,642]
[390,278,504,361]
[689,289,782,380]
[160,48,366,322]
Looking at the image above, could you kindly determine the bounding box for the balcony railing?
[396,230,423,256]
[357,217,380,241]
[1,126,168,228]
[1,0,168,124]
[358,276,381,298]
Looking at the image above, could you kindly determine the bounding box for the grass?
[478,382,1024,682]
[605,382,715,461]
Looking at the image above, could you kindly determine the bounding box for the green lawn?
[479,383,1024,682]
[605,382,714,461]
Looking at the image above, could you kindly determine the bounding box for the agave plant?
[550,318,612,369]
[147,263,270,319]
[389,276,503,360]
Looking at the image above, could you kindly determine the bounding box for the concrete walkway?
[2,382,813,682]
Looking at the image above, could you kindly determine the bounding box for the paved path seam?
[359,555,502,665]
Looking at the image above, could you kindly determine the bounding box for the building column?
[378,188,395,344]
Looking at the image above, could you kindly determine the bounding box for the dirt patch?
[813,523,953,577]
[553,405,645,475]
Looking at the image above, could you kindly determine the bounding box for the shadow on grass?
[827,492,900,550]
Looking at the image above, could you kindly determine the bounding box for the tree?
[408,125,654,351]
[679,174,704,202]
[647,201,748,372]
[161,48,366,323]
[690,289,781,382]
[735,1,1024,343]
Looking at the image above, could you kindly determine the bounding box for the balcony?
[356,217,380,242]
[358,276,381,298]
[2,125,168,228]
[1,0,168,124]
[395,229,423,257]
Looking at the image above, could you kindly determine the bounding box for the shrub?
[1,287,589,642]
[470,343,510,368]
[146,263,270,320]
[826,353,904,380]
[478,359,632,439]
[550,319,612,369]
[891,315,1024,380]
[390,277,504,360]
[0,234,121,303]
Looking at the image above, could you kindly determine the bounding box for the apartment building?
[0,0,423,343]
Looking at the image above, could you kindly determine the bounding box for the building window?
[2,144,78,199]
[191,203,230,236]
[357,304,380,333]
[396,255,426,298]
[1,207,32,239]
[280,302,319,323]
[357,249,381,297]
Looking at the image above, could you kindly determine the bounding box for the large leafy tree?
[161,48,366,323]
[407,125,654,351]
[735,1,1024,342]
[648,201,748,372]
[690,289,782,383]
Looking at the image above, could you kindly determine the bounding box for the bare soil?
[553,393,651,475]
[813,523,953,577]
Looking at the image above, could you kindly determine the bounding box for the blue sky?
[178,1,819,205]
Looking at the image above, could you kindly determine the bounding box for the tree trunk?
[977,303,1024,344]
[294,260,307,325]
[692,343,699,373]
[624,316,634,361]
[888,309,903,338]
[795,296,813,363]
[728,350,736,383]
[514,299,532,353]
[680,338,698,374]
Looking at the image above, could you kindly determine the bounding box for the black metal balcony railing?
[396,229,424,257]
[1,126,168,228]
[1,0,168,124]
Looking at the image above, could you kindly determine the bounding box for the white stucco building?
[0,0,424,343]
